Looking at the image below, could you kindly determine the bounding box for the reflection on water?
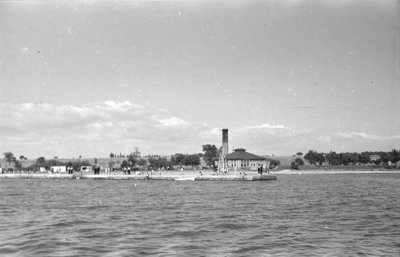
[1,173,400,256]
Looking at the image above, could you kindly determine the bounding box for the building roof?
[225,148,265,161]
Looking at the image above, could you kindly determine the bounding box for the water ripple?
[1,174,400,256]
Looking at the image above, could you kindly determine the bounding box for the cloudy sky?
[1,0,399,159]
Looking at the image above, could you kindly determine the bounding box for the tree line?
[304,149,400,167]
[2,152,204,172]
[120,153,202,170]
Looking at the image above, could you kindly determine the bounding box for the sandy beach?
[0,169,278,181]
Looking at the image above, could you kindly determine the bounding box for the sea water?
[1,173,399,256]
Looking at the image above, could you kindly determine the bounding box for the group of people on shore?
[257,165,269,174]
[121,167,164,176]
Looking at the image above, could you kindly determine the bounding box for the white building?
[51,166,67,173]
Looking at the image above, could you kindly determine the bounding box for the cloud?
[0,101,199,157]
[104,100,138,111]
[334,131,400,140]
[1,104,399,158]
[158,117,187,128]
[240,123,292,131]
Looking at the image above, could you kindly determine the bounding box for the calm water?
[1,173,400,256]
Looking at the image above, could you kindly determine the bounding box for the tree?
[148,156,169,170]
[358,152,371,165]
[269,159,281,169]
[182,154,200,167]
[339,153,352,165]
[127,153,138,167]
[188,154,201,167]
[389,149,400,164]
[121,160,129,169]
[137,158,148,169]
[171,153,186,168]
[3,152,15,170]
[379,152,391,165]
[304,150,316,165]
[373,158,382,166]
[316,152,326,165]
[14,160,22,171]
[110,152,115,158]
[326,151,341,165]
[296,152,303,156]
[158,157,169,169]
[36,157,46,165]
[48,159,60,167]
[294,158,304,165]
[291,158,304,170]
[148,157,158,169]
[348,152,359,165]
[202,144,218,167]
[183,155,191,167]
[304,150,325,165]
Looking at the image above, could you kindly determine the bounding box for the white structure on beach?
[80,166,93,173]
[51,166,67,173]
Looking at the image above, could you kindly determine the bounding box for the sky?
[1,0,399,159]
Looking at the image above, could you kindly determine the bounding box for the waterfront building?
[215,128,269,172]
[225,148,269,171]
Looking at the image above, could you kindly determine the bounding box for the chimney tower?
[222,128,229,156]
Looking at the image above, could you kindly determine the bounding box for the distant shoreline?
[1,168,399,180]
[272,169,400,175]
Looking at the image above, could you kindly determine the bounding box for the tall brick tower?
[222,128,229,156]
